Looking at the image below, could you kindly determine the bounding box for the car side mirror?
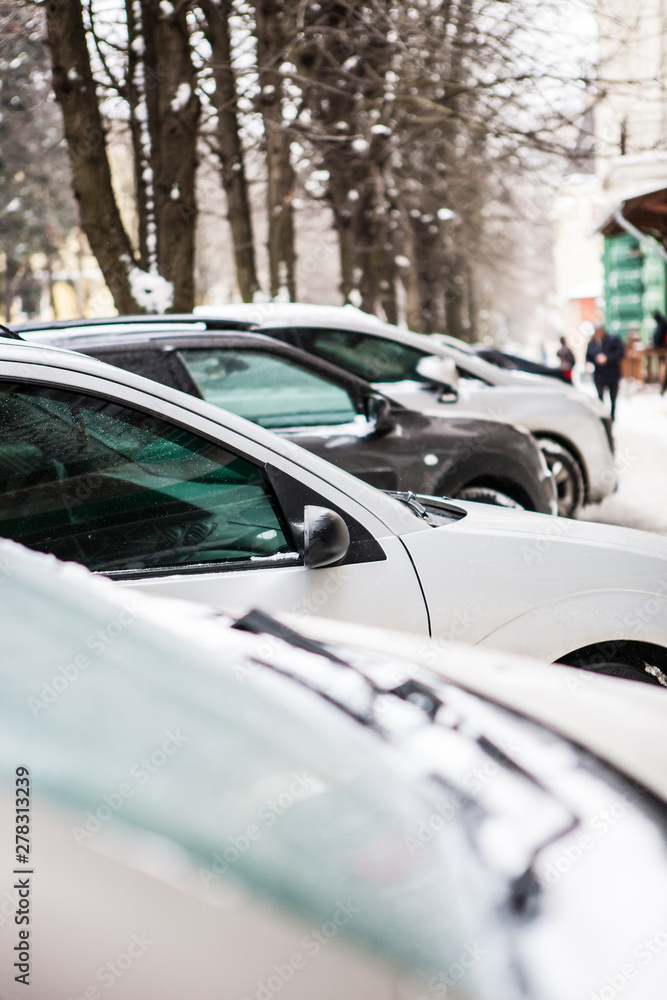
[416,355,459,400]
[302,505,350,569]
[364,393,396,435]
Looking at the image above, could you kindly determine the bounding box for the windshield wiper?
[231,611,582,917]
[390,678,581,915]
[385,490,429,518]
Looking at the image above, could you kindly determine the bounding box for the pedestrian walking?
[652,310,667,349]
[586,324,625,421]
[556,336,575,382]
[652,311,667,395]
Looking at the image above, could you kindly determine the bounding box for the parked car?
[0,335,664,680]
[474,346,572,383]
[14,310,612,517]
[22,323,555,514]
[184,303,616,518]
[2,539,667,999]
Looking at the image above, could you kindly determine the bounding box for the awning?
[599,186,667,241]
[598,186,667,264]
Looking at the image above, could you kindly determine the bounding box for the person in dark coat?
[652,310,667,349]
[652,311,667,395]
[586,325,625,421]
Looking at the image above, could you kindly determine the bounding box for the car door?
[0,366,429,633]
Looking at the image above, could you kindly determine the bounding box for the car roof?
[13,304,485,363]
[194,303,517,382]
[12,313,258,334]
[20,326,384,396]
[11,307,560,390]
[24,325,532,430]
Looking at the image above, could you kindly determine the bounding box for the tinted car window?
[94,349,196,395]
[0,382,292,572]
[302,330,427,383]
[178,349,357,428]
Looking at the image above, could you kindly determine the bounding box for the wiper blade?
[232,608,348,665]
[390,679,582,913]
[232,612,582,915]
[385,490,429,518]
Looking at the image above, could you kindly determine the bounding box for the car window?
[92,348,197,395]
[0,382,293,572]
[177,349,357,428]
[301,329,428,383]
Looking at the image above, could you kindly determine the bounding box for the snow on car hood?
[287,613,667,805]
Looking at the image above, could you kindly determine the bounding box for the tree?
[0,2,77,320]
[292,1,395,313]
[288,0,595,335]
[199,0,259,301]
[252,0,297,300]
[15,0,595,329]
[39,0,201,312]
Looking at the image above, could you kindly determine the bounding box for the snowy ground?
[580,381,667,536]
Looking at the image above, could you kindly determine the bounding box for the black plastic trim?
[265,464,386,564]
[101,553,301,581]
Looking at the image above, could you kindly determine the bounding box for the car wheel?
[538,439,584,518]
[454,486,524,509]
[559,645,667,687]
[567,660,667,687]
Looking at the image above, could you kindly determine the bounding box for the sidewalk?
[580,382,667,536]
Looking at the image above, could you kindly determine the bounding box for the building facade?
[553,0,667,345]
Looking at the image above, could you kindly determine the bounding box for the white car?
[194,302,618,518]
[2,540,667,999]
[0,337,663,681]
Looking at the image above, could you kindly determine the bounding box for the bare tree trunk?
[444,253,466,340]
[46,254,57,318]
[3,256,17,323]
[464,254,477,342]
[357,132,394,315]
[125,0,150,271]
[400,210,422,330]
[377,242,398,325]
[143,1,200,311]
[409,214,442,333]
[201,0,260,302]
[253,0,297,300]
[328,173,356,302]
[46,1,140,313]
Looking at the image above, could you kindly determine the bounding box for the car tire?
[537,439,584,519]
[559,644,667,687]
[454,486,524,509]
[566,659,667,687]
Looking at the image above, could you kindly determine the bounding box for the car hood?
[288,613,667,804]
[424,496,667,561]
